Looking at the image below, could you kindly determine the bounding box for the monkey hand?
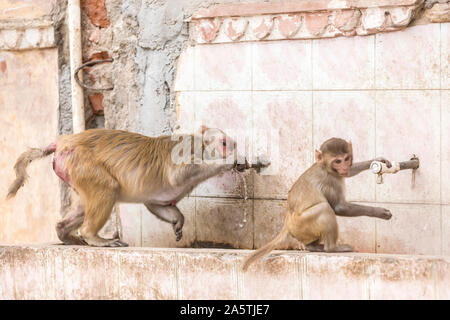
[234,156,270,173]
[374,157,392,168]
[374,207,392,220]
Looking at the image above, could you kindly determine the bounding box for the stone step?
[0,245,448,299]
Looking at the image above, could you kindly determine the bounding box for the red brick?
[81,0,110,28]
[88,93,104,115]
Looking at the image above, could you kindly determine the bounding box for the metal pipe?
[370,158,420,175]
[399,159,420,170]
[67,0,85,133]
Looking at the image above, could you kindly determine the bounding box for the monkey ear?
[315,149,323,163]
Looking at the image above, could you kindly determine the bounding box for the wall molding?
[0,18,55,50]
[189,0,449,44]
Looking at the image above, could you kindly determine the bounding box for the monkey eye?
[335,159,342,164]
[345,156,350,161]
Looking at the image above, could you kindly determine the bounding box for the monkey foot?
[82,236,129,247]
[173,223,183,242]
[60,235,87,246]
[306,243,325,252]
[107,239,129,247]
[306,243,354,253]
[57,229,88,246]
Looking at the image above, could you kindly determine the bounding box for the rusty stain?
[0,60,6,73]
[80,0,110,28]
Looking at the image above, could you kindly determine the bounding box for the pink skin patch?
[45,142,57,153]
[52,145,74,187]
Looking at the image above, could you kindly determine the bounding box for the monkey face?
[329,153,352,177]
[202,127,237,163]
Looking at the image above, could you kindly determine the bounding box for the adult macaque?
[7,127,268,247]
[242,138,392,271]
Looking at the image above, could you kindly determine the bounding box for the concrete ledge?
[0,245,448,299]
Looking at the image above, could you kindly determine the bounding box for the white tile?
[253,91,313,199]
[375,24,441,89]
[375,90,441,204]
[195,42,252,90]
[313,91,376,202]
[313,35,375,89]
[253,40,312,90]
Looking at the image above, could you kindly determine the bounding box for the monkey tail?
[6,144,56,200]
[241,223,289,272]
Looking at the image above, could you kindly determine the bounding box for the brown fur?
[7,147,55,199]
[242,138,392,272]
[7,128,266,247]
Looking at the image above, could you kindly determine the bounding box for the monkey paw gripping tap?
[370,155,420,186]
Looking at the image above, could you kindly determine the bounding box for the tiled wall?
[121,23,449,256]
[0,0,60,244]
[0,49,61,244]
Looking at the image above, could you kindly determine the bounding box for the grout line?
[439,23,443,256]
[311,39,314,91]
[139,206,143,246]
[373,33,377,95]
[191,194,446,206]
[251,89,256,250]
[440,90,443,255]
[193,45,197,92]
[177,88,444,92]
[440,23,442,91]
[193,91,198,244]
[311,39,315,160]
[251,41,254,92]
[374,33,378,253]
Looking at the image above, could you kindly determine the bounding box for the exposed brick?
[87,51,111,61]
[88,93,104,115]
[81,0,110,28]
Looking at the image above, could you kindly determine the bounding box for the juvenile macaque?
[242,138,392,271]
[7,127,268,247]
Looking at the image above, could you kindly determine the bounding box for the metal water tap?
[370,155,420,186]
